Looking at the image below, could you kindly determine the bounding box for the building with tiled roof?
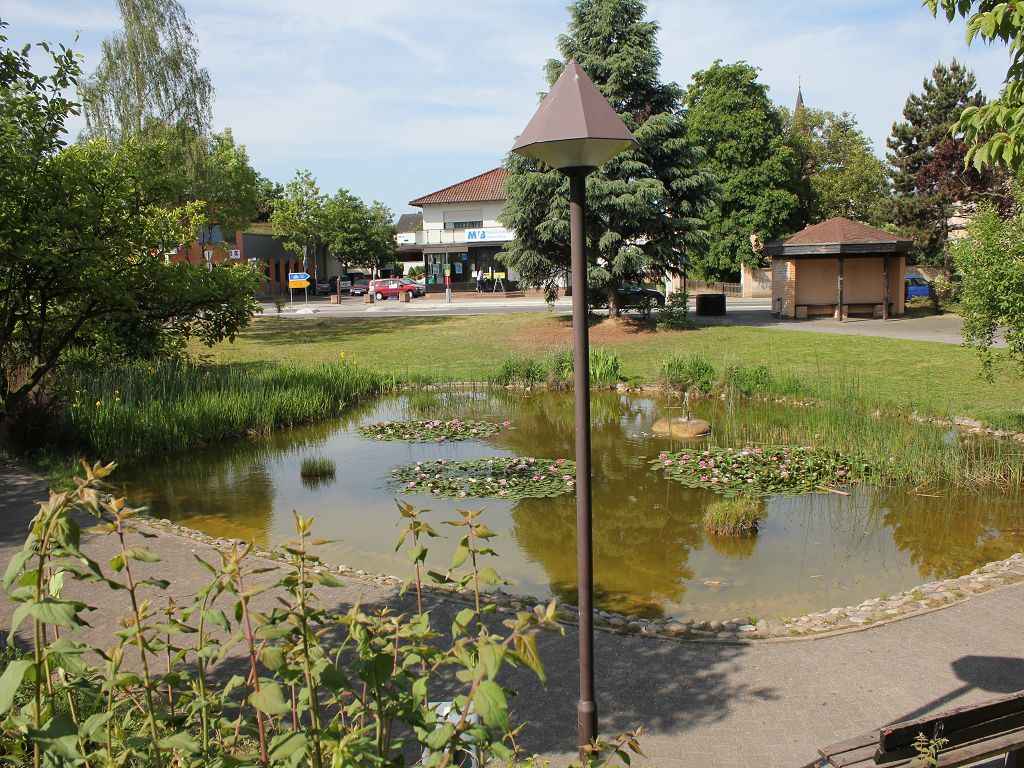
[398,168,518,293]
[408,168,508,206]
[764,217,912,320]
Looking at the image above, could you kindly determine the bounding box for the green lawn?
[198,314,1024,429]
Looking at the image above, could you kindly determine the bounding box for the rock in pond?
[651,417,711,439]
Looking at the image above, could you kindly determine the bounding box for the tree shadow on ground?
[887,655,1024,726]
[240,316,458,347]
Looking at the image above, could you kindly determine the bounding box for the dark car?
[574,282,665,309]
[350,279,371,296]
[314,277,331,294]
[328,276,352,294]
[905,276,934,301]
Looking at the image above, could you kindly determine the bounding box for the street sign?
[289,279,310,289]
[288,272,310,281]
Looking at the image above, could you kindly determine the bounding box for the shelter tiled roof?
[409,168,507,206]
[395,213,422,233]
[782,217,912,246]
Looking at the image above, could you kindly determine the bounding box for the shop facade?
[401,168,520,293]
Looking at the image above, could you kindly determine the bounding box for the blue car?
[904,276,933,301]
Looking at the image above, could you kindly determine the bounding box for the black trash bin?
[695,293,726,316]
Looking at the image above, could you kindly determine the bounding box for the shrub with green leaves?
[660,354,717,394]
[0,462,642,767]
[657,290,691,330]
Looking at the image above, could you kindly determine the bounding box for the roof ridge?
[409,167,507,207]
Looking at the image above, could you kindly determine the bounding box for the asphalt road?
[262,296,974,345]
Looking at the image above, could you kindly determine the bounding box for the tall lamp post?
[511,60,637,755]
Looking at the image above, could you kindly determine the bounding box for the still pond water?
[117,391,1024,621]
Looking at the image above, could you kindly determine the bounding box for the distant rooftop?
[396,213,422,233]
[409,168,508,207]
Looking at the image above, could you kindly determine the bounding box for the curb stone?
[140,516,1024,645]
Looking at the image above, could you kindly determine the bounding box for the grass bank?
[198,314,1024,430]
[61,359,392,464]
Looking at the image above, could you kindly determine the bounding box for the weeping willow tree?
[80,0,213,141]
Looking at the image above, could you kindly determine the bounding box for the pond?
[116,390,1024,621]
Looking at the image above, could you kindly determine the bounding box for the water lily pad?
[651,445,860,497]
[391,457,576,499]
[359,418,509,442]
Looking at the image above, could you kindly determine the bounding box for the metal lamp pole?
[567,166,597,748]
[510,59,638,759]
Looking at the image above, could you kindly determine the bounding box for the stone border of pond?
[137,513,1024,644]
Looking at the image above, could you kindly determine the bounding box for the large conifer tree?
[683,61,801,281]
[887,60,986,266]
[500,0,716,314]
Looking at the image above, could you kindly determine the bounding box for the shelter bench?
[815,690,1024,768]
[795,303,894,320]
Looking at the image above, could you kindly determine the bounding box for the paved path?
[2,464,1022,767]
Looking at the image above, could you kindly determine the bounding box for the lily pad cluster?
[391,457,576,499]
[359,418,510,442]
[651,446,860,497]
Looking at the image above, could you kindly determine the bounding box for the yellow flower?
[95,400,101,407]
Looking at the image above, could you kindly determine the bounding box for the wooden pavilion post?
[882,256,890,320]
[837,255,845,322]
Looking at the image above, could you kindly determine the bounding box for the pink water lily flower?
[459,491,467,498]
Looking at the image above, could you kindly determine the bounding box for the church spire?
[794,77,805,115]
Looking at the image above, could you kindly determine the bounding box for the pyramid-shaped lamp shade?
[511,60,638,170]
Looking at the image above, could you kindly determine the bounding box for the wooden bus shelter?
[764,217,913,321]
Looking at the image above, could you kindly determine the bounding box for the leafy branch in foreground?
[1,461,642,767]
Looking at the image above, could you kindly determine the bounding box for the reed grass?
[492,346,622,387]
[62,360,392,463]
[703,497,767,536]
[300,456,336,478]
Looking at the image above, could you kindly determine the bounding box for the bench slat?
[820,732,877,760]
[933,725,1024,767]
[880,692,1024,753]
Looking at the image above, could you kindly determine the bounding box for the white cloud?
[3,0,1016,213]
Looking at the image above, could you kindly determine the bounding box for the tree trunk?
[607,283,621,317]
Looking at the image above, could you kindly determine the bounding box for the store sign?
[464,227,513,242]
[229,249,241,259]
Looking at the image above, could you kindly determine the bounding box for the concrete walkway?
[2,464,1022,767]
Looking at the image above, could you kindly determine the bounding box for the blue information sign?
[288,272,310,281]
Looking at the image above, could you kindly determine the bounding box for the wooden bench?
[816,691,1024,767]
[795,303,895,320]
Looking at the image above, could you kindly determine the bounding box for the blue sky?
[4,1,1012,218]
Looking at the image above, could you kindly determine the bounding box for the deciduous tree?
[951,188,1024,376]
[784,106,890,226]
[79,0,213,141]
[927,1,1024,171]
[683,61,802,281]
[0,25,259,427]
[500,0,716,314]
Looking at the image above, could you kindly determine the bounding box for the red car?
[370,278,417,301]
